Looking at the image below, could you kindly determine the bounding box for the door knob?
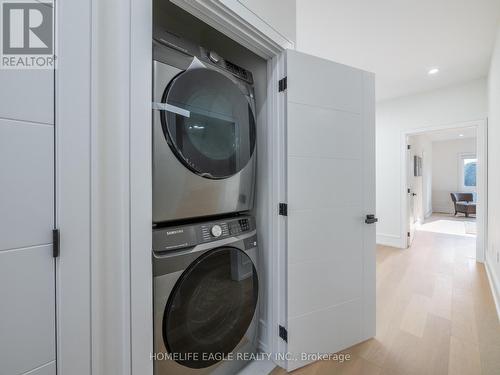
[365,214,378,224]
[412,193,417,196]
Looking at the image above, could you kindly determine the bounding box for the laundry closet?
[149,1,376,374]
[151,3,271,374]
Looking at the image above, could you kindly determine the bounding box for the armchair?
[450,193,476,217]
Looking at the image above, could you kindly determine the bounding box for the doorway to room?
[403,120,487,261]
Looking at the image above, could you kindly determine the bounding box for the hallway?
[272,230,500,374]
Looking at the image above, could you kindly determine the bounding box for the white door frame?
[400,119,488,262]
[406,138,416,247]
[56,0,92,373]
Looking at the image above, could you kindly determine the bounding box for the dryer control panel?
[153,216,255,252]
[200,47,254,85]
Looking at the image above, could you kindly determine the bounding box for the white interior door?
[282,50,376,371]
[0,48,56,375]
[0,119,56,375]
[407,142,416,247]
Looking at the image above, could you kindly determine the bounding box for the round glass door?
[160,67,256,179]
[163,247,258,369]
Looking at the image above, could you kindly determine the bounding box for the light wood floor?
[271,229,500,375]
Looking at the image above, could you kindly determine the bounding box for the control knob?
[211,224,222,238]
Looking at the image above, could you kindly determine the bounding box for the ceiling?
[419,126,476,142]
[296,0,500,101]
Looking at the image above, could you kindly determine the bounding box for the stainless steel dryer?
[153,30,257,224]
[153,215,259,375]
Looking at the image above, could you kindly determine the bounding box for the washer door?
[160,67,256,179]
[163,247,258,369]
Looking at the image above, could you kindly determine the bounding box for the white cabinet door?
[0,121,54,250]
[0,69,55,375]
[407,140,416,247]
[283,49,375,371]
[0,245,55,375]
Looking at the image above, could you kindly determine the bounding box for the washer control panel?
[153,215,255,252]
[200,47,254,85]
[229,218,250,235]
[201,222,229,242]
[210,224,223,237]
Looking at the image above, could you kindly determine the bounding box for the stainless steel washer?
[153,30,257,224]
[153,215,259,375]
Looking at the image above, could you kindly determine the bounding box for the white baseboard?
[377,233,404,248]
[485,260,500,322]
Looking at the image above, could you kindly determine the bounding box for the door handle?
[365,214,378,224]
[412,193,417,196]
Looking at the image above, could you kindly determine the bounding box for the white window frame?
[458,152,477,193]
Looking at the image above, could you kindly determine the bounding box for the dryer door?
[161,67,256,179]
[163,247,258,369]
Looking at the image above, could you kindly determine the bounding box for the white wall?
[408,134,433,222]
[376,78,487,247]
[431,138,476,214]
[487,25,500,314]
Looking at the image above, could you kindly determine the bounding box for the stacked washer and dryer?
[152,29,260,375]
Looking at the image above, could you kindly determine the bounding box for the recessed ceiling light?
[459,134,464,137]
[428,68,439,75]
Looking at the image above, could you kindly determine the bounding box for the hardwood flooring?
[271,228,500,375]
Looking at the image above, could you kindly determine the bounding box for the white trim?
[170,0,294,59]
[257,319,268,352]
[270,52,288,369]
[130,0,153,374]
[55,0,92,373]
[400,119,487,262]
[90,0,133,373]
[475,120,488,262]
[485,260,500,322]
[376,233,403,248]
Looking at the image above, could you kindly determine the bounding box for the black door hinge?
[408,188,411,193]
[407,144,411,150]
[53,229,60,258]
[279,325,288,342]
[407,231,410,237]
[279,77,287,92]
[279,203,288,216]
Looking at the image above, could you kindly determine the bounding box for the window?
[463,158,477,187]
[459,153,477,192]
